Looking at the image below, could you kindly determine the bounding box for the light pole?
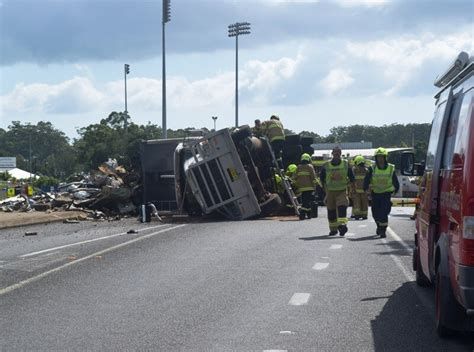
[162,0,171,139]
[124,64,130,138]
[212,116,218,131]
[228,22,251,128]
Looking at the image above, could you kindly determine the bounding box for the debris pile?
[0,159,141,221]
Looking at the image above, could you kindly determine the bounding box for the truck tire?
[414,246,431,287]
[283,145,303,159]
[285,134,301,146]
[435,271,466,337]
[232,125,252,143]
[259,193,282,217]
[300,136,314,146]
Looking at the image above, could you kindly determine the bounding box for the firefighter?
[262,115,285,169]
[351,155,369,220]
[294,153,317,220]
[363,147,400,238]
[252,119,263,137]
[320,146,355,236]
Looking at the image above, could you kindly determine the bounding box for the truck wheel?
[435,271,465,337]
[414,246,431,287]
[231,126,252,143]
[285,134,301,146]
[259,193,282,217]
[283,145,302,159]
[300,136,314,146]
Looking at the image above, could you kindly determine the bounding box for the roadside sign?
[0,157,16,169]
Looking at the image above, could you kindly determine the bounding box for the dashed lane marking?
[0,225,186,296]
[312,262,329,270]
[345,233,355,237]
[358,225,368,228]
[329,244,343,250]
[289,293,311,306]
[19,224,168,258]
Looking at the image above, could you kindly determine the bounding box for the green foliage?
[34,175,60,188]
[0,171,11,181]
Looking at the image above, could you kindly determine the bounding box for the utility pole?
[228,22,251,128]
[162,0,171,139]
[124,64,130,139]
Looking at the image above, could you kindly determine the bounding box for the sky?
[0,0,473,140]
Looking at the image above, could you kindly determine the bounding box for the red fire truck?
[402,51,474,336]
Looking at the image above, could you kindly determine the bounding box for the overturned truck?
[140,126,299,220]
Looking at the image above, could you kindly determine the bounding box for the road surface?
[1,207,473,351]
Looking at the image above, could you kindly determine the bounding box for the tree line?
[0,112,432,180]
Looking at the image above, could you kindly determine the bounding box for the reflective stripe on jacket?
[371,163,395,193]
[294,164,317,192]
[325,160,348,191]
[263,120,285,142]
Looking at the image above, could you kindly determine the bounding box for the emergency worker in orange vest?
[320,146,355,236]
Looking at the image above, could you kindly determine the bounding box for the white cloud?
[346,29,474,95]
[332,0,390,7]
[320,68,354,95]
[0,54,304,116]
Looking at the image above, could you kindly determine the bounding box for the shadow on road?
[347,235,379,242]
[298,235,344,241]
[370,282,474,351]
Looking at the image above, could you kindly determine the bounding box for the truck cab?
[401,51,474,336]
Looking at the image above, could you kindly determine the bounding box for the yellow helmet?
[374,147,388,157]
[354,155,365,165]
[301,153,311,162]
[287,164,297,174]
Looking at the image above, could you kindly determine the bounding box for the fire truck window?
[441,94,462,169]
[454,89,474,162]
[425,101,447,170]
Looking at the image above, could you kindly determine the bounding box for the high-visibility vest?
[263,120,285,142]
[371,163,395,193]
[325,160,348,191]
[294,164,316,192]
[353,165,368,193]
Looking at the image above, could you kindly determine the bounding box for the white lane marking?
[321,256,329,259]
[382,227,415,282]
[19,224,167,258]
[382,238,415,282]
[345,233,355,237]
[289,293,311,306]
[279,331,294,335]
[263,350,288,352]
[0,225,186,296]
[330,244,343,250]
[312,262,329,270]
[358,225,368,228]
[387,227,412,253]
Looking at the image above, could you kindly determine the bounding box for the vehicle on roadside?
[140,126,299,220]
[401,51,474,336]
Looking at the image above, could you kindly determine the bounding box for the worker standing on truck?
[262,115,285,169]
[252,119,263,137]
[320,146,355,236]
[363,147,400,238]
[294,153,317,220]
[351,155,369,220]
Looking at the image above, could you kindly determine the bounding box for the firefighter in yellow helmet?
[350,155,369,220]
[363,147,400,238]
[262,115,285,169]
[320,146,355,236]
[293,153,317,220]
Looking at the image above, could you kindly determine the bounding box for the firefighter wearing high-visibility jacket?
[320,146,355,236]
[351,155,369,220]
[363,147,400,238]
[294,153,317,220]
[262,115,285,169]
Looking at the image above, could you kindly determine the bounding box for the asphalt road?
[1,207,474,351]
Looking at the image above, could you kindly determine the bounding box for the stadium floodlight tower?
[228,22,251,128]
[162,0,171,139]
